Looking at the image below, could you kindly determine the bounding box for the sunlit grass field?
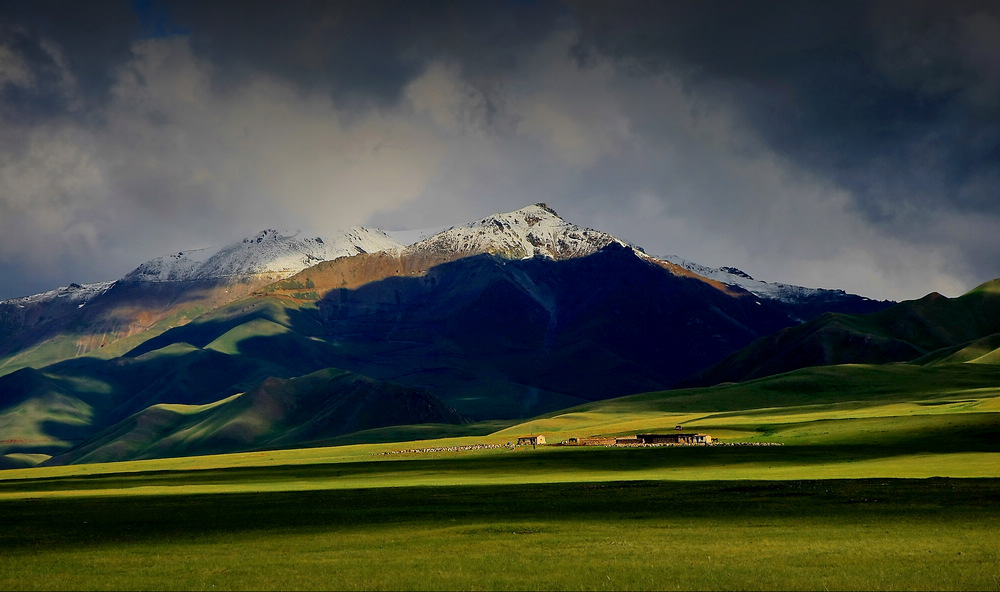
[2,362,998,590]
[1,477,997,590]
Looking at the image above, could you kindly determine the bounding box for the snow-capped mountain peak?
[404,203,628,260]
[122,227,403,283]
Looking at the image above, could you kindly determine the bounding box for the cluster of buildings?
[516,432,713,447]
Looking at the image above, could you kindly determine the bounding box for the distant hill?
[686,279,1000,386]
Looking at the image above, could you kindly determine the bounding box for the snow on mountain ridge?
[1,281,116,308]
[404,203,628,261]
[4,204,877,308]
[660,254,854,304]
[122,227,403,283]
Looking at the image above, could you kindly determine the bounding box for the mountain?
[0,228,402,377]
[686,279,1000,386]
[131,205,888,420]
[0,203,894,466]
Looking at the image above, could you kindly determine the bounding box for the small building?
[574,436,617,446]
[517,435,546,446]
[614,437,641,445]
[636,433,713,445]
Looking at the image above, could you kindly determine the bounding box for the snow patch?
[1,281,115,307]
[121,227,403,283]
[659,255,851,304]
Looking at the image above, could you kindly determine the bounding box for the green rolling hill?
[45,367,465,465]
[686,279,1000,386]
[497,362,1000,448]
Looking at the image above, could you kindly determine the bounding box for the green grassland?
[2,361,997,488]
[2,360,999,590]
[1,473,997,590]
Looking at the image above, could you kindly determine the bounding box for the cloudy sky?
[1,1,997,301]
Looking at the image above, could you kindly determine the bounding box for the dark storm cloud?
[1,0,563,117]
[0,0,996,301]
[0,1,137,122]
[167,0,563,109]
[570,0,1000,226]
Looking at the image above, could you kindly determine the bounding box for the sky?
[0,0,998,301]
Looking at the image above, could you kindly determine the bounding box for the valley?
[1,205,997,590]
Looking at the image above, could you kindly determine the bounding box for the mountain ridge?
[0,226,404,376]
[660,254,886,309]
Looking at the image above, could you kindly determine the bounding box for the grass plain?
[1,472,997,590]
[2,361,999,590]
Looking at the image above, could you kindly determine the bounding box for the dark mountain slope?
[308,245,803,416]
[0,344,287,457]
[0,367,94,455]
[46,368,465,465]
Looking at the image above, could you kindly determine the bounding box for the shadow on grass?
[1,478,998,554]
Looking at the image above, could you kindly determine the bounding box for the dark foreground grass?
[2,478,998,590]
